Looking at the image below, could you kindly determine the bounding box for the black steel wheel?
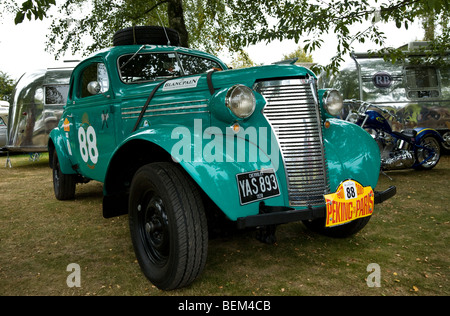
[138,194,170,266]
[128,162,208,290]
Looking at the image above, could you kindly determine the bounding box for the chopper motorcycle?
[345,100,443,171]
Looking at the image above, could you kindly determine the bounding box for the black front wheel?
[128,162,208,290]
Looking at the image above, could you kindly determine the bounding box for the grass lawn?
[0,153,448,296]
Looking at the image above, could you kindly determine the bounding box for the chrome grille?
[255,78,329,207]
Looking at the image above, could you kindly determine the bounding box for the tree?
[44,0,191,57]
[4,0,450,74]
[12,0,56,24]
[0,71,15,103]
[282,46,313,63]
[3,0,237,58]
[228,50,258,69]
[230,0,449,73]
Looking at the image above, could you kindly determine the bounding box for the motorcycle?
[345,100,443,171]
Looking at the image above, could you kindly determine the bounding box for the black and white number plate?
[236,169,280,205]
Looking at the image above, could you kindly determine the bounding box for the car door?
[65,59,117,182]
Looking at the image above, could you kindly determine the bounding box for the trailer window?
[440,66,450,99]
[405,66,440,99]
[45,85,69,105]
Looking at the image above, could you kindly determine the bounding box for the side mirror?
[87,81,101,95]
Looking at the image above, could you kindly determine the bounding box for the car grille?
[255,78,330,207]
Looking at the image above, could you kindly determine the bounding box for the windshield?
[118,52,223,83]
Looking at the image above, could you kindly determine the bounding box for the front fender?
[49,128,76,175]
[324,118,381,192]
[117,124,286,221]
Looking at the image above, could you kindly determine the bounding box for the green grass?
[0,153,448,296]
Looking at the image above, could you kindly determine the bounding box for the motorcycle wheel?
[414,135,441,170]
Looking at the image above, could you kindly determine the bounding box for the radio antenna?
[154,2,171,46]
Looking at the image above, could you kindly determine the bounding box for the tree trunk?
[422,14,435,41]
[167,0,189,47]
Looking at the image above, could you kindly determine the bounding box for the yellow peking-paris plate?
[324,180,374,227]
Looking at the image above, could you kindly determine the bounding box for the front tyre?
[129,162,208,290]
[52,151,76,200]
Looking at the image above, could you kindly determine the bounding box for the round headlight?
[225,85,256,119]
[323,90,343,116]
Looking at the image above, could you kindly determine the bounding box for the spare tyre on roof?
[113,25,180,46]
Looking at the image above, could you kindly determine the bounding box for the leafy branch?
[14,0,56,24]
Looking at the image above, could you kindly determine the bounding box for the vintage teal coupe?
[48,27,395,290]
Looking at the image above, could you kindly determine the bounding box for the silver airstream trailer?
[7,65,74,153]
[319,42,450,150]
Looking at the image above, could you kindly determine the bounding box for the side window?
[0,117,5,127]
[97,63,110,92]
[79,63,109,98]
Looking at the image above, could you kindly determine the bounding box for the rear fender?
[414,127,444,144]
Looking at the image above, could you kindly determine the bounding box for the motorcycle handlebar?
[344,99,400,121]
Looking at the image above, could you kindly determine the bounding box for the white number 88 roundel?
[78,125,99,164]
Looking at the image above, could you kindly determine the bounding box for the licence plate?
[236,169,280,205]
[324,180,374,227]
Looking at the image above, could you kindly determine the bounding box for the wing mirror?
[87,81,101,95]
